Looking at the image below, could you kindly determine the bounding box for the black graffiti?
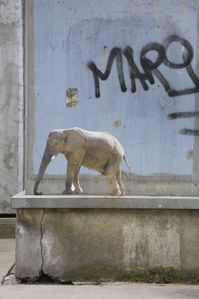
[168,112,199,136]
[168,112,199,119]
[180,129,199,136]
[87,35,199,98]
[87,48,127,97]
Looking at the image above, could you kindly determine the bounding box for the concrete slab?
[12,192,199,209]
[0,283,199,299]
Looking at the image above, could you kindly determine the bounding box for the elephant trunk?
[34,146,52,195]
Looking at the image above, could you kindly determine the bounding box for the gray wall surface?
[0,0,23,213]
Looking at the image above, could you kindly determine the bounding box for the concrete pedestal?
[12,193,199,282]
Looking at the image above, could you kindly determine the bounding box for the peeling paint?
[187,150,193,160]
[66,88,78,107]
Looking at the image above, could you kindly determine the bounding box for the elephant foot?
[62,188,73,195]
[34,191,43,196]
[75,187,83,194]
[112,189,121,196]
[120,190,125,196]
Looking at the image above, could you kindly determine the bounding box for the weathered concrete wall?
[0,0,24,213]
[15,201,199,281]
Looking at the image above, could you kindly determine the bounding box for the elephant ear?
[63,128,86,151]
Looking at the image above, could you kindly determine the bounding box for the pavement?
[1,239,199,299]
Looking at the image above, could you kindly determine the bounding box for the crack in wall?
[39,208,45,276]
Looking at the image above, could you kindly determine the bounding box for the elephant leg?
[73,165,83,194]
[116,168,125,196]
[107,173,121,196]
[63,162,77,194]
[105,154,122,196]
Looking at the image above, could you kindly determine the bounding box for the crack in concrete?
[39,208,45,276]
[1,263,15,285]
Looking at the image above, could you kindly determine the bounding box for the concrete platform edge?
[12,191,199,209]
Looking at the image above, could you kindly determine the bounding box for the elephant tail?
[123,155,131,173]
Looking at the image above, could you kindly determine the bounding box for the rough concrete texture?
[0,0,23,213]
[15,208,199,281]
[0,239,15,282]
[1,239,199,299]
[1,283,199,299]
[16,210,43,279]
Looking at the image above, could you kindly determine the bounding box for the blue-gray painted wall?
[32,0,199,177]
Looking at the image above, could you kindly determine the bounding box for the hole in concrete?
[0,214,16,218]
[19,272,74,285]
[37,273,73,285]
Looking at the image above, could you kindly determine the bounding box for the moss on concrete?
[0,218,16,238]
[67,266,199,284]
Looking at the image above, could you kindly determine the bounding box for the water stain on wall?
[113,119,122,128]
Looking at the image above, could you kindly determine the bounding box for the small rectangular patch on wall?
[66,88,78,107]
